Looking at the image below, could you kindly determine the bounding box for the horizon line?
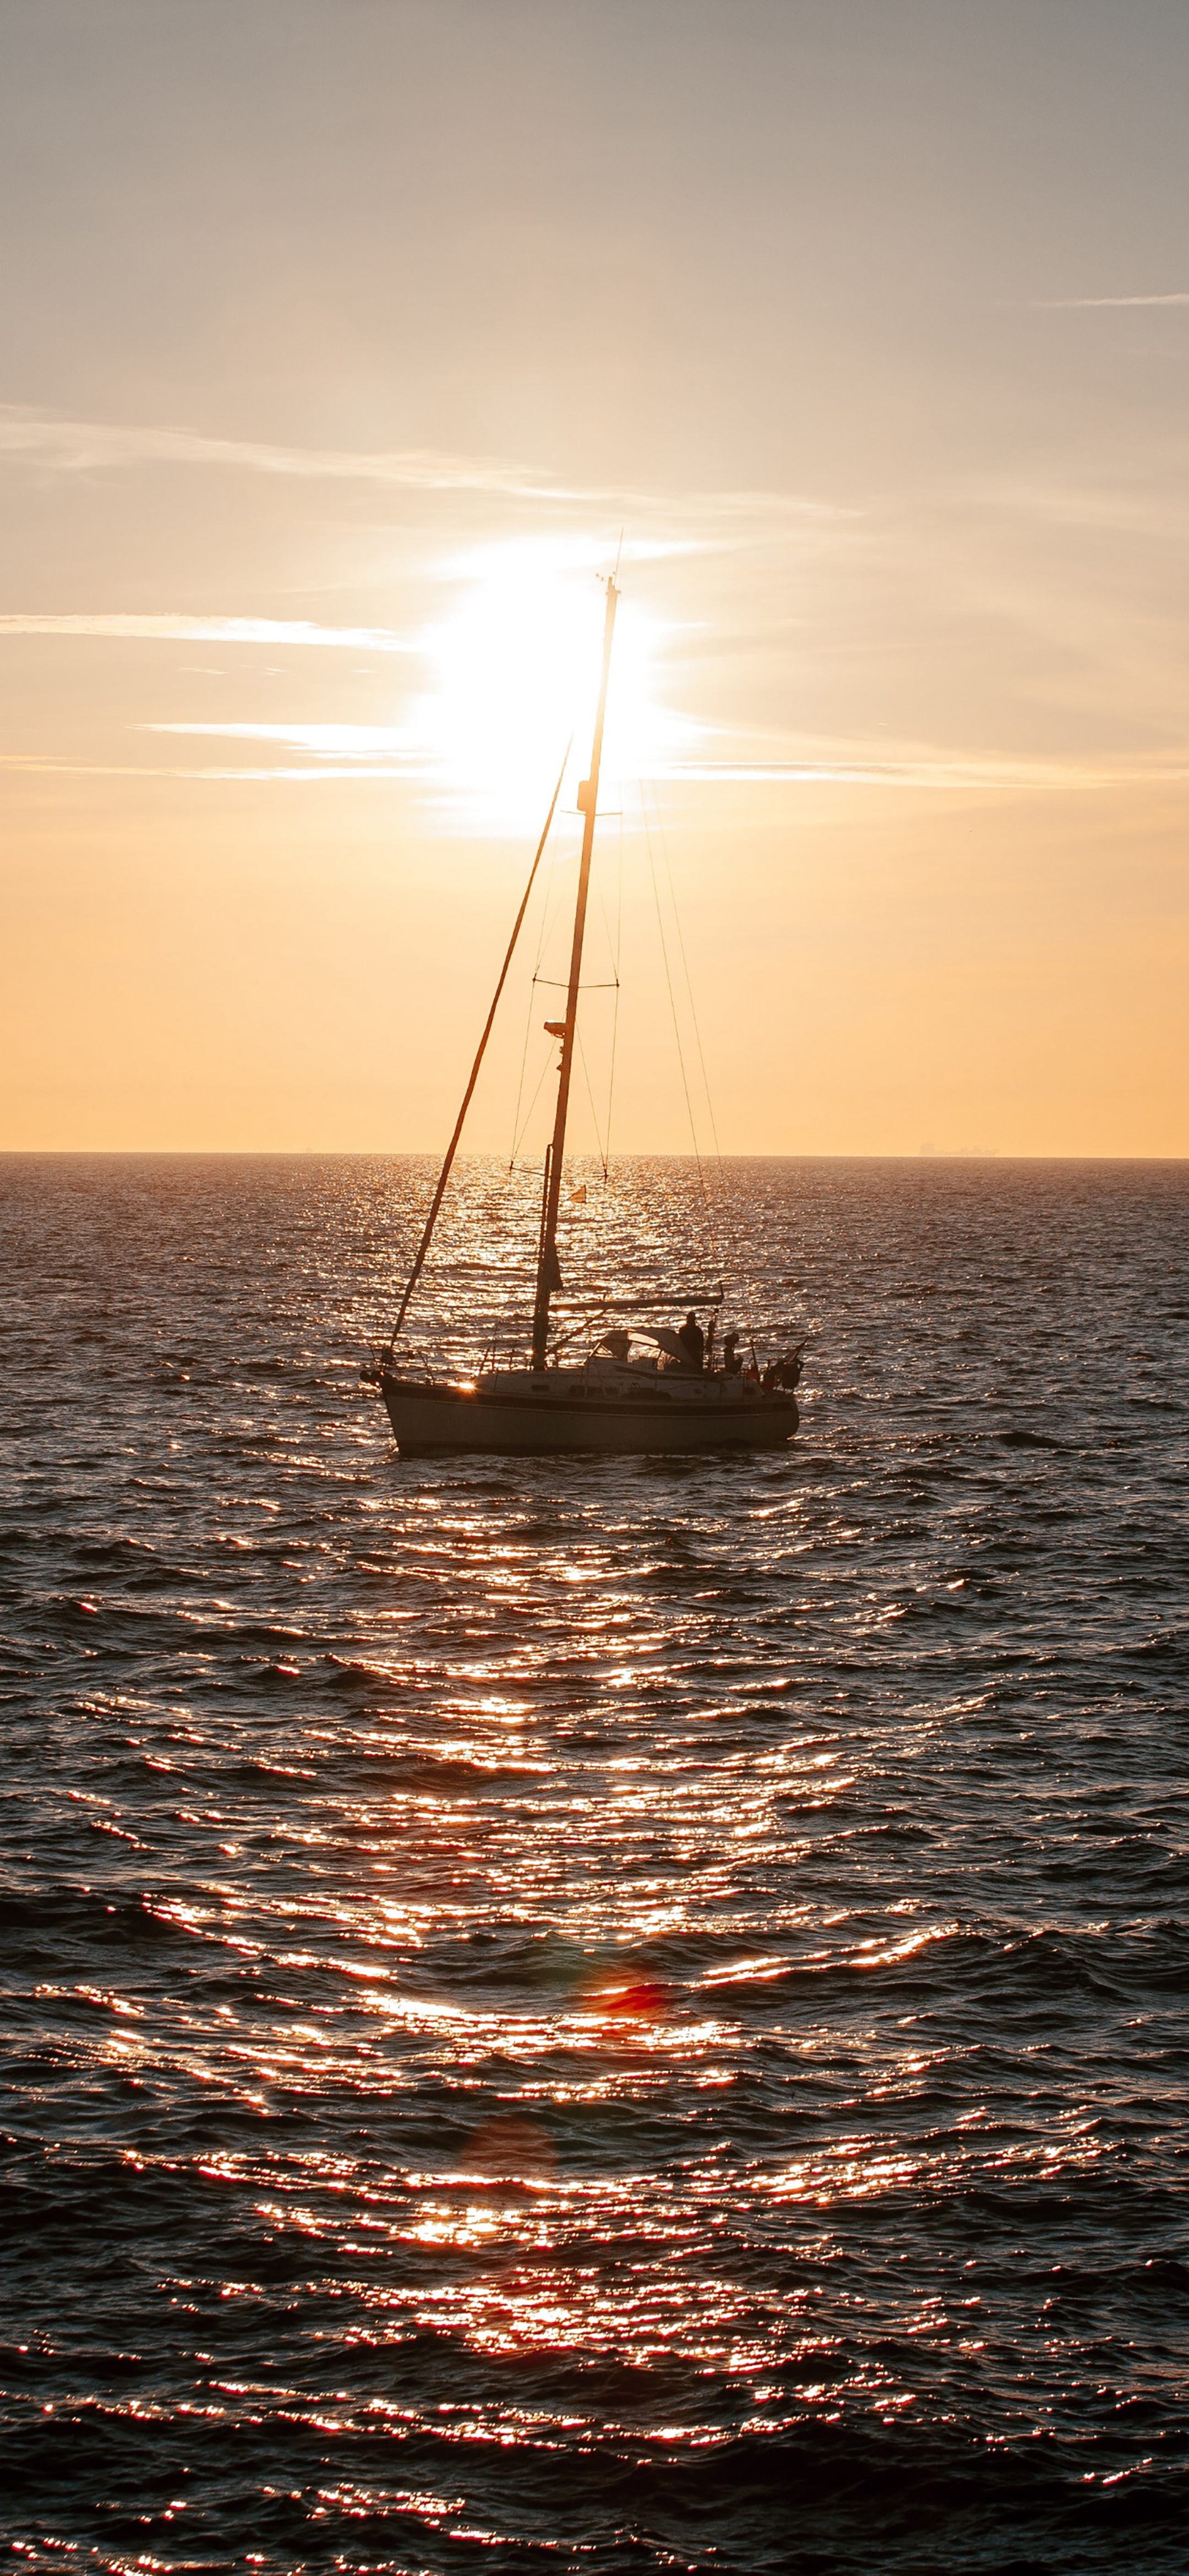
[2,1148,1185,1166]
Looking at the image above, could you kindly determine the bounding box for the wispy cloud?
[0,612,416,653]
[1037,291,1189,308]
[0,753,419,781]
[155,719,1076,793]
[650,720,1189,792]
[9,735,1184,797]
[145,720,417,761]
[657,754,1179,791]
[0,406,839,536]
[0,409,557,496]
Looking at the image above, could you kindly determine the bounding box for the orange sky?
[2,0,1186,1155]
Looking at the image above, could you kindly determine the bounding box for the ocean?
[1,1153,1186,2573]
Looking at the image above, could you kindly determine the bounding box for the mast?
[382,744,571,1364]
[530,574,619,1368]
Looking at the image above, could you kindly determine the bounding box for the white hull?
[380,1367,797,1456]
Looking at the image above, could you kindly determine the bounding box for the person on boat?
[677,1312,705,1371]
[721,1329,743,1376]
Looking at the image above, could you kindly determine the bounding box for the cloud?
[0,406,839,537]
[1037,291,1189,309]
[0,409,556,496]
[145,721,417,761]
[0,754,419,781]
[651,732,1189,792]
[0,612,417,653]
[659,757,1109,790]
[10,734,1182,797]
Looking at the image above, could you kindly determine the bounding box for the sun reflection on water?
[8,1156,1186,2562]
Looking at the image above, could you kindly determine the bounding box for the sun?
[421,538,684,831]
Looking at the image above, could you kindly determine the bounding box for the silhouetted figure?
[722,1329,743,1376]
[677,1311,705,1372]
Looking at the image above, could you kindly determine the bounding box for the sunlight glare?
[421,541,688,831]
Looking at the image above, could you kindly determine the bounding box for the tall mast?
[381,743,571,1365]
[530,574,619,1368]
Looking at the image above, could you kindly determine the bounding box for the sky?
[2,0,1187,1156]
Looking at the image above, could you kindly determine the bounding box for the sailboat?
[367,574,801,1456]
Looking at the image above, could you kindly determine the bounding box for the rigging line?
[531,868,558,977]
[615,806,624,971]
[509,773,585,1166]
[382,739,571,1359]
[604,967,620,1177]
[575,1024,609,1179]
[510,791,583,1165]
[509,1045,557,1166]
[646,774,727,1178]
[594,871,620,983]
[603,811,624,1175]
[643,773,738,1286]
[640,787,723,1277]
[509,972,539,1172]
[512,801,575,1163]
[570,790,623,1182]
[592,798,624,985]
[550,1299,614,1354]
[531,795,576,978]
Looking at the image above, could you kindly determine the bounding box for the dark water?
[2,1154,1187,2574]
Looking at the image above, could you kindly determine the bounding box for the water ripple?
[1,1153,1186,2571]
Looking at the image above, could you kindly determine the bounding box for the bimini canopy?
[592,1327,690,1366]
